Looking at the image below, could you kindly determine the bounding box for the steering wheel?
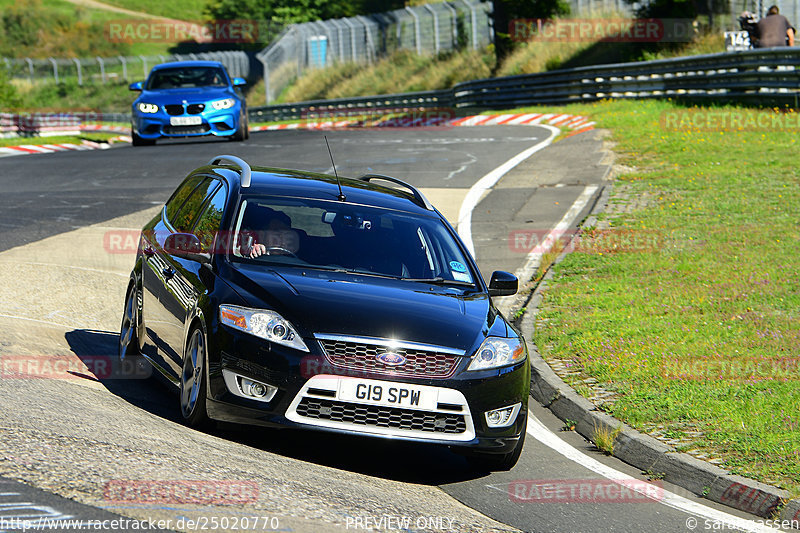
[266,246,297,258]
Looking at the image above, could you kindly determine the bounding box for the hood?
[226,264,492,353]
[140,87,233,102]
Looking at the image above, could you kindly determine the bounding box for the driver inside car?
[241,206,300,259]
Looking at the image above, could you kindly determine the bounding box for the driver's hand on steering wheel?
[249,243,267,258]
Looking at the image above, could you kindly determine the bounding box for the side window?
[164,175,204,224]
[192,184,227,253]
[171,178,218,233]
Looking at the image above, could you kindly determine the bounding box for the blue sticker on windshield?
[449,261,467,273]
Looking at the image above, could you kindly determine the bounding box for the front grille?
[164,104,184,116]
[163,124,210,135]
[296,398,466,434]
[187,103,205,114]
[318,339,461,379]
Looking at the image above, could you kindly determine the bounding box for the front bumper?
[205,331,530,453]
[131,110,238,139]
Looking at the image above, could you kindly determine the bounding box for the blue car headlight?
[467,337,526,371]
[211,98,236,110]
[220,305,308,352]
[137,102,159,114]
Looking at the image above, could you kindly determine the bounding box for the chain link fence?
[257,0,493,104]
[2,51,252,85]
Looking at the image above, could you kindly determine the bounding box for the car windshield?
[229,196,476,285]
[147,66,227,89]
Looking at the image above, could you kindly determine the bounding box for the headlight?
[211,98,235,110]
[467,337,526,371]
[137,102,159,113]
[219,305,308,352]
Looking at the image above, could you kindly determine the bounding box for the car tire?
[231,113,247,142]
[180,325,210,428]
[131,129,155,147]
[467,414,527,472]
[119,283,141,359]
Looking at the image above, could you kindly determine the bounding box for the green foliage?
[0,0,130,58]
[0,69,21,110]
[203,0,404,26]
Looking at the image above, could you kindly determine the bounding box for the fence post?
[459,0,479,50]
[330,19,345,62]
[25,58,34,82]
[96,57,106,84]
[342,18,358,62]
[442,2,459,50]
[73,58,82,86]
[423,4,441,54]
[356,16,377,62]
[119,56,128,81]
[48,57,59,84]
[405,7,422,55]
[139,55,148,79]
[259,56,270,105]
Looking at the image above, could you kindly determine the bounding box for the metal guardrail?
[248,48,800,122]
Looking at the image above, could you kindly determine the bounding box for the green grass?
[524,99,800,496]
[12,80,134,112]
[94,0,206,21]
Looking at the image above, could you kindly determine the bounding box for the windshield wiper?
[402,277,474,287]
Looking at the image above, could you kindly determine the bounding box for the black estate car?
[119,155,530,470]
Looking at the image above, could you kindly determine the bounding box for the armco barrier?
[248,47,800,122]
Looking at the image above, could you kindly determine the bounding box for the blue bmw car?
[129,61,249,146]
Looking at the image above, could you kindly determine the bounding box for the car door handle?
[162,267,176,279]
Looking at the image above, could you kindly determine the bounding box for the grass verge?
[523,99,800,496]
[0,133,120,148]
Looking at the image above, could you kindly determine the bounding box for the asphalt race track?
[0,128,780,532]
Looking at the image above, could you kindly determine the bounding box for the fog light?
[223,369,278,403]
[485,403,522,428]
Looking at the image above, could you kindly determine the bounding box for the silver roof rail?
[208,155,251,187]
[358,174,433,211]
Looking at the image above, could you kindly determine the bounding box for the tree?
[491,0,571,62]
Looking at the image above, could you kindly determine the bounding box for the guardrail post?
[423,4,440,54]
[48,57,59,84]
[119,56,127,81]
[459,0,479,50]
[73,58,82,86]
[25,58,34,82]
[96,57,106,84]
[405,7,422,55]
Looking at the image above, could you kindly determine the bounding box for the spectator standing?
[756,5,795,47]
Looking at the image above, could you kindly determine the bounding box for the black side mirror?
[488,271,518,297]
[164,233,210,263]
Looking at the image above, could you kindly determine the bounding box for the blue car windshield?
[147,67,227,89]
[229,196,476,285]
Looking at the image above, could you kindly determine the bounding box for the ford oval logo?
[376,352,406,366]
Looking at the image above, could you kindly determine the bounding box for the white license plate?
[169,116,202,126]
[338,378,437,410]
